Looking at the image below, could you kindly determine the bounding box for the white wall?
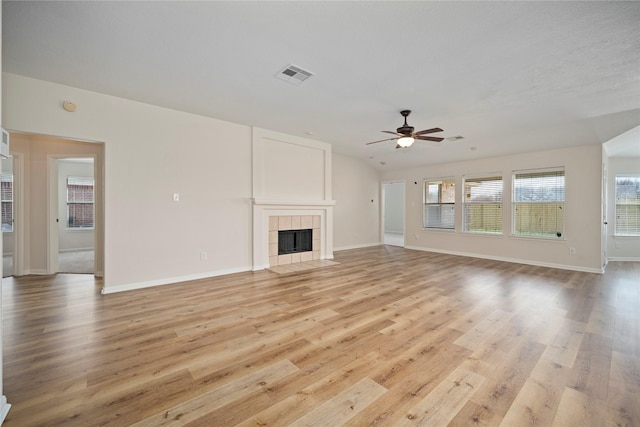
[381,144,604,272]
[332,153,380,250]
[3,73,253,292]
[607,157,640,261]
[57,159,94,252]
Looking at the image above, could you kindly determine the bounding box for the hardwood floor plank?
[499,358,571,426]
[453,309,514,351]
[541,318,587,368]
[397,366,485,426]
[551,386,605,427]
[132,359,299,426]
[288,377,387,427]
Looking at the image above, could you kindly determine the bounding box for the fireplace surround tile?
[268,214,321,267]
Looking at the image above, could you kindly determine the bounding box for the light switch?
[173,193,180,202]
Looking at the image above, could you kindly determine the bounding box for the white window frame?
[67,176,94,230]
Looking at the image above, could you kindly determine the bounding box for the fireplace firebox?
[278,229,312,255]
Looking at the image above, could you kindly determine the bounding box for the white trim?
[334,242,381,251]
[25,268,49,275]
[101,266,251,294]
[404,245,604,274]
[0,395,11,424]
[253,199,336,206]
[607,256,640,262]
[59,247,93,253]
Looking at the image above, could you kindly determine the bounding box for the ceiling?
[3,1,639,170]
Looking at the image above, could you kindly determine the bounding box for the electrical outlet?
[569,247,576,255]
[200,251,207,260]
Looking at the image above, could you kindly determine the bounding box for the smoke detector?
[275,64,314,86]
[62,101,77,112]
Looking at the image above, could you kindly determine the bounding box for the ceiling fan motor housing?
[397,125,414,135]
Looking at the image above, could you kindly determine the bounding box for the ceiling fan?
[366,110,444,149]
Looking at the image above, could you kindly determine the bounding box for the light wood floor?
[2,246,639,426]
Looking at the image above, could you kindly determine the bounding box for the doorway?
[7,132,104,277]
[383,181,405,247]
[54,158,95,274]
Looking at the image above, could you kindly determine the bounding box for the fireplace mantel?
[252,199,335,270]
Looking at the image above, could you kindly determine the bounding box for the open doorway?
[6,132,104,278]
[56,158,95,274]
[383,181,405,247]
[2,156,15,277]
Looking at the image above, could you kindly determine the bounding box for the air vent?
[275,64,314,86]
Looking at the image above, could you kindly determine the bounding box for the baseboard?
[334,242,381,251]
[607,256,640,262]
[0,395,11,425]
[25,269,49,275]
[404,245,604,274]
[101,266,252,294]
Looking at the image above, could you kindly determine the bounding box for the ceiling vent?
[275,64,314,86]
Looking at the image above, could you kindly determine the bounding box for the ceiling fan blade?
[415,127,443,136]
[415,135,445,142]
[366,137,399,145]
[381,130,402,136]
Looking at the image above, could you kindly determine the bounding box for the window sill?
[460,231,504,238]
[422,228,455,233]
[509,234,566,242]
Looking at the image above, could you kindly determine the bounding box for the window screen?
[463,175,503,234]
[615,175,640,236]
[513,168,565,238]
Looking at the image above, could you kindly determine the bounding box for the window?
[1,173,13,232]
[463,175,503,234]
[423,177,455,229]
[513,168,565,238]
[67,176,94,229]
[615,175,640,236]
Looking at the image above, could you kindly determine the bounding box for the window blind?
[513,168,564,238]
[615,175,640,236]
[463,175,503,234]
[423,178,455,229]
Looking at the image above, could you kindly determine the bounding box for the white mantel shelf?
[252,199,336,206]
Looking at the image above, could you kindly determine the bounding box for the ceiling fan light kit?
[397,136,415,148]
[366,110,445,149]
